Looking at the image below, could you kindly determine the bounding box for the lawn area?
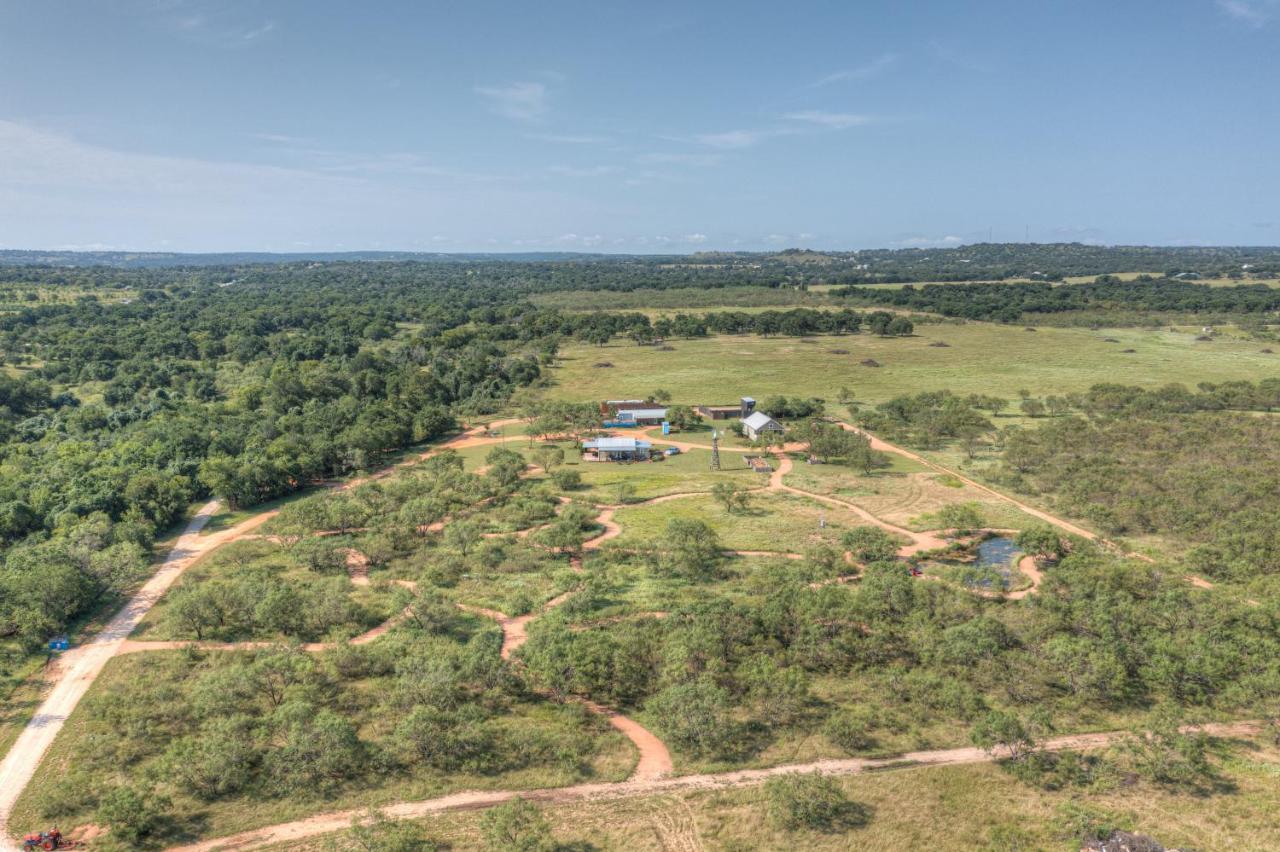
[272,734,1280,852]
[543,324,1277,407]
[607,491,860,553]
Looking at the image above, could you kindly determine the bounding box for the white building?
[741,411,785,441]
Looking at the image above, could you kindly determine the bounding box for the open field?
[607,491,855,553]
[267,734,1280,851]
[782,464,1043,531]
[545,324,1278,406]
[529,286,836,313]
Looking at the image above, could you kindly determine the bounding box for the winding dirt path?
[457,594,674,781]
[166,721,1261,852]
[0,416,1217,849]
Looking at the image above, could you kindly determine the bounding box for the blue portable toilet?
[662,421,670,435]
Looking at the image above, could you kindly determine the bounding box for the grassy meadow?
[544,324,1279,407]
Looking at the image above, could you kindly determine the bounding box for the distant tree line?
[833,277,1280,322]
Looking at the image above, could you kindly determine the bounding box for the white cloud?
[148,2,278,48]
[527,133,609,144]
[694,129,766,149]
[684,233,708,244]
[893,235,965,247]
[0,120,571,251]
[476,81,548,121]
[637,152,722,167]
[782,111,877,129]
[556,233,603,247]
[547,165,617,178]
[240,21,275,41]
[809,53,897,87]
[1216,0,1275,26]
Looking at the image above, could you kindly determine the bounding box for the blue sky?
[1,0,1277,252]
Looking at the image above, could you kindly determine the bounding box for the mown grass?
[544,324,1277,407]
[607,491,855,553]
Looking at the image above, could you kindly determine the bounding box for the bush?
[648,678,737,756]
[823,706,878,753]
[842,526,900,563]
[480,797,554,851]
[343,808,439,852]
[96,784,171,845]
[763,771,869,832]
[551,468,582,490]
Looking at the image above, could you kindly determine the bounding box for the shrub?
[763,771,869,831]
[551,468,582,490]
[480,797,554,851]
[823,706,878,753]
[648,678,737,756]
[96,784,171,845]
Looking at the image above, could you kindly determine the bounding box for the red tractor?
[22,828,80,850]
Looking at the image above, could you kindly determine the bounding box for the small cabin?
[741,411,785,441]
[583,437,653,462]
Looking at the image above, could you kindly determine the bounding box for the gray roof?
[616,407,668,419]
[742,411,782,430]
[584,437,652,451]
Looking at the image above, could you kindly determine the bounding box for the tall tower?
[710,430,721,470]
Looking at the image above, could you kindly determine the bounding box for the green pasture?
[544,324,1280,407]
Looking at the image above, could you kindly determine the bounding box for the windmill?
[710,430,721,470]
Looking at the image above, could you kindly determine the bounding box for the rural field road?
[166,721,1261,852]
[0,500,232,847]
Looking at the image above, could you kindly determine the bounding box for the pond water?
[976,535,1019,569]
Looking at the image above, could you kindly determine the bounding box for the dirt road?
[0,423,524,849]
[0,500,232,844]
[166,721,1261,852]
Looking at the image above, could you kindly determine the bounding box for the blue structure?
[49,635,70,651]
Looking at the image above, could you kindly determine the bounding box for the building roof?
[616,407,668,419]
[742,411,782,430]
[584,437,652,451]
[605,399,646,406]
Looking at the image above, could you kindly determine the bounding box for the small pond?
[975,535,1019,569]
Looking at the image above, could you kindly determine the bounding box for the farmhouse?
[742,411,785,441]
[696,397,756,421]
[582,436,652,462]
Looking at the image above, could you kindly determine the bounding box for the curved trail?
[0,416,1211,848]
[457,595,674,780]
[166,721,1261,852]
